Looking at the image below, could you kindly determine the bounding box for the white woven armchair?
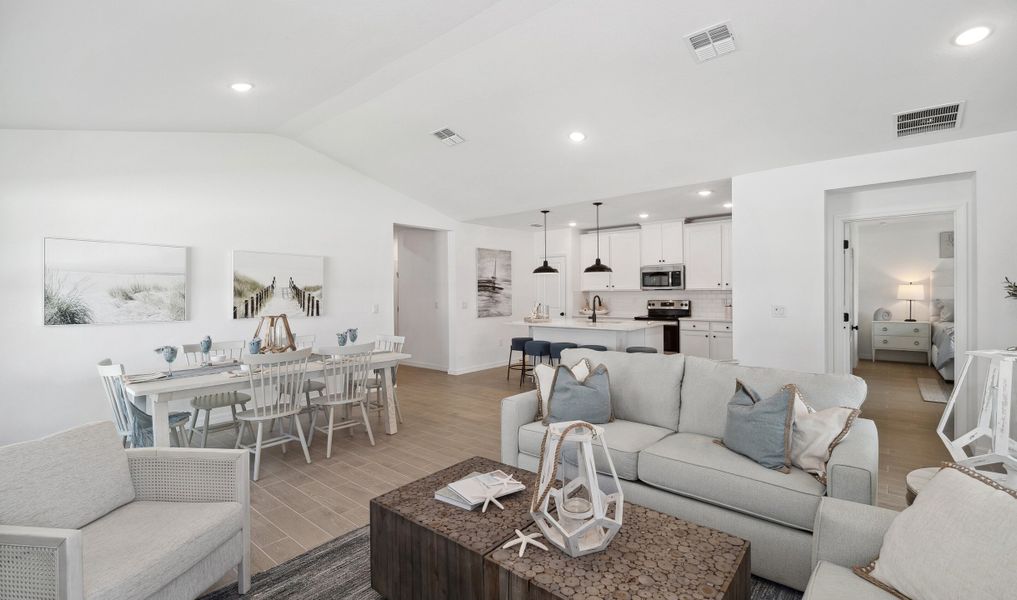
[0,422,251,600]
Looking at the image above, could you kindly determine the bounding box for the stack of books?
[435,470,526,510]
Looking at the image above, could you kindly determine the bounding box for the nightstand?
[872,320,931,365]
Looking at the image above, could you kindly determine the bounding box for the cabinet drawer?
[680,320,708,331]
[709,322,732,332]
[873,322,930,336]
[874,335,930,351]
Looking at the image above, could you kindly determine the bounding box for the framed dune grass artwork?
[43,238,188,325]
[477,248,512,318]
[232,250,324,319]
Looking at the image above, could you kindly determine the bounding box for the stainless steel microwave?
[640,264,685,290]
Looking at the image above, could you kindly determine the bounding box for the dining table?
[124,350,412,448]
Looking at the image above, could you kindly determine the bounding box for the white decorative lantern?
[937,350,1017,486]
[530,420,623,557]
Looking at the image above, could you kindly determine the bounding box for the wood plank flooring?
[204,358,948,589]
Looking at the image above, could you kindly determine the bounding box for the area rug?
[918,376,951,404]
[201,526,802,600]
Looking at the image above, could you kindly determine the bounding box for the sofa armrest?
[812,497,897,569]
[501,390,538,467]
[126,448,249,505]
[0,525,84,600]
[826,417,878,505]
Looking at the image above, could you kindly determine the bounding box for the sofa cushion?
[561,349,684,431]
[518,419,672,481]
[83,500,244,600]
[0,421,136,529]
[679,356,867,438]
[545,364,613,424]
[804,561,895,600]
[638,432,826,531]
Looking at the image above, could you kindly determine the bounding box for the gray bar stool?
[626,346,658,353]
[506,337,533,380]
[549,342,578,365]
[578,344,608,352]
[521,340,551,386]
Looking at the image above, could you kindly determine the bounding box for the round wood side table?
[905,467,939,505]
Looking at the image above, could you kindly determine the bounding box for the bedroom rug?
[200,525,803,600]
[918,377,951,404]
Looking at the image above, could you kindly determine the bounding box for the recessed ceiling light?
[698,189,712,197]
[638,213,649,219]
[568,221,577,227]
[569,131,586,143]
[954,26,991,46]
[230,82,254,93]
[722,202,733,209]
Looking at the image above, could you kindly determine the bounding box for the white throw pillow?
[855,464,1017,600]
[533,358,591,420]
[790,388,859,483]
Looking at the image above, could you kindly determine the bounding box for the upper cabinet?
[683,220,733,290]
[580,230,641,291]
[640,221,684,265]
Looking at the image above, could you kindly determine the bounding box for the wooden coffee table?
[371,457,751,600]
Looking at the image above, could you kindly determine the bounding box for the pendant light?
[533,210,559,274]
[584,202,612,273]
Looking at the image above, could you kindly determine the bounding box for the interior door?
[835,223,858,374]
[534,255,567,317]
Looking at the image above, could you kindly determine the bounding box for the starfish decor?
[481,488,505,513]
[502,529,548,557]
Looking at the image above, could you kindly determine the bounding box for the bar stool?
[549,342,578,365]
[626,346,658,354]
[578,344,608,352]
[521,340,551,386]
[506,337,533,380]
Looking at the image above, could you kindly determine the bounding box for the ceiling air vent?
[432,127,465,146]
[687,23,736,62]
[895,102,965,138]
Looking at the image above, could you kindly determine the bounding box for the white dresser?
[871,321,931,365]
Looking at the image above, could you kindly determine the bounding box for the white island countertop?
[508,318,669,332]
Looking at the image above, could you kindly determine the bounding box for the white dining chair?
[181,340,246,366]
[235,348,313,481]
[309,344,376,458]
[367,334,406,424]
[97,359,190,447]
[293,334,327,409]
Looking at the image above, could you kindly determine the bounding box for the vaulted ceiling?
[3,0,1015,222]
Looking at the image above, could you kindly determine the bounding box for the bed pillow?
[939,300,955,322]
[533,358,591,420]
[544,364,612,424]
[790,388,859,483]
[720,380,794,473]
[854,463,1017,600]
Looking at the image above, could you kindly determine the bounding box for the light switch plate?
[771,305,787,318]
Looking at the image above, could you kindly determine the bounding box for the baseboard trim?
[449,360,507,376]
[401,360,449,372]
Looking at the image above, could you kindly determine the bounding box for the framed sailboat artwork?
[477,248,512,318]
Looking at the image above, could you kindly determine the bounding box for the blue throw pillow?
[544,364,613,424]
[721,380,794,473]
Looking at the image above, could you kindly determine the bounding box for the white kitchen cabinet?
[680,320,734,360]
[683,220,732,290]
[640,221,684,265]
[580,230,641,291]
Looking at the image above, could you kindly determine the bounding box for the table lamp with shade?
[897,282,925,322]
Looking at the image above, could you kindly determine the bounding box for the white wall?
[732,131,1017,374]
[854,214,954,361]
[0,129,534,443]
[395,226,449,370]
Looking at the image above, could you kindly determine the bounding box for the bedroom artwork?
[476,248,512,318]
[232,251,324,319]
[44,238,187,326]
[939,231,954,258]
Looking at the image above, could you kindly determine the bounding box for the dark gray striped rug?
[201,526,802,600]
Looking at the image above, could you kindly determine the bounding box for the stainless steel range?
[634,300,690,353]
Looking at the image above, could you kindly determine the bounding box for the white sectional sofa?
[501,349,878,591]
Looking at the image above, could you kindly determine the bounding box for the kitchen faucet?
[590,295,603,324]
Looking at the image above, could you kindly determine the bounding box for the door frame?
[826,192,972,434]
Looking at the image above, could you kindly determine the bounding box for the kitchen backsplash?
[580,290,733,319]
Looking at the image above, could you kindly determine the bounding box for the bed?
[930,264,955,382]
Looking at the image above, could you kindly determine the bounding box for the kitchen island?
[509,318,666,352]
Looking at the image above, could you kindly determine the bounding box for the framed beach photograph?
[476,248,512,318]
[232,250,324,319]
[43,238,188,326]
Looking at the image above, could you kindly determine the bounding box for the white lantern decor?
[530,420,623,557]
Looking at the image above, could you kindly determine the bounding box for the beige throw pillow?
[533,358,591,420]
[854,463,1017,600]
[790,389,859,483]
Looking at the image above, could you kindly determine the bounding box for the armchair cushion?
[0,421,135,529]
[83,500,243,600]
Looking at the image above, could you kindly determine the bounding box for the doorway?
[393,225,451,371]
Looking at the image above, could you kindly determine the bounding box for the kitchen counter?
[508,318,670,332]
[510,319,665,352]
